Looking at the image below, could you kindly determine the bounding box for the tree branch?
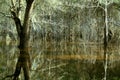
[13,57,22,80]
[23,0,34,44]
[11,11,22,37]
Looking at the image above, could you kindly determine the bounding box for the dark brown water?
[0,39,120,80]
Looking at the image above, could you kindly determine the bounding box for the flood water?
[0,38,120,80]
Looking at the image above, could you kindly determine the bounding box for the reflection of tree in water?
[0,0,120,80]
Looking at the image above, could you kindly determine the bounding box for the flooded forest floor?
[0,39,120,80]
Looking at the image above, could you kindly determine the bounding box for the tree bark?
[11,0,35,80]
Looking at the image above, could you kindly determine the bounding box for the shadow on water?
[1,39,120,80]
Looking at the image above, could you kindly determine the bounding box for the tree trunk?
[10,0,35,80]
[103,1,109,80]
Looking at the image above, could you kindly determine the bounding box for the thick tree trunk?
[10,0,34,80]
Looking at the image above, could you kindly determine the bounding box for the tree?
[3,0,35,80]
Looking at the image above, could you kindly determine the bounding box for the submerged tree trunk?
[10,0,35,80]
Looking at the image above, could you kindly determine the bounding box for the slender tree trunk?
[104,1,108,80]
